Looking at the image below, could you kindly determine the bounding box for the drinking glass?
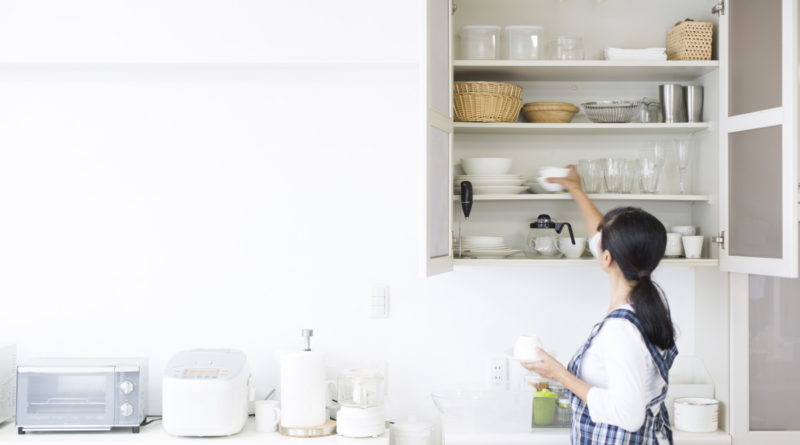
[639,149,664,194]
[604,158,626,193]
[584,159,605,193]
[676,139,690,194]
[620,159,637,193]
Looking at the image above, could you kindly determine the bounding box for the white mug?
[514,334,543,361]
[665,233,684,257]
[529,235,559,256]
[682,236,704,259]
[556,237,587,259]
[255,400,281,433]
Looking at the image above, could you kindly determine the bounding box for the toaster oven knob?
[119,380,135,395]
[119,402,134,417]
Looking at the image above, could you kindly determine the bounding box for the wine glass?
[676,139,690,194]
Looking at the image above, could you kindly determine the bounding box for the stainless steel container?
[685,85,704,122]
[659,84,687,123]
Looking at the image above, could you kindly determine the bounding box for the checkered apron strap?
[566,308,679,445]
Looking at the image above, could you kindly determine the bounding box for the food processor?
[336,367,386,438]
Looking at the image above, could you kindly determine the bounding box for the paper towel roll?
[280,350,327,427]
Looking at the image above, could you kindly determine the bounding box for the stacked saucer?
[454,175,527,195]
[454,235,521,259]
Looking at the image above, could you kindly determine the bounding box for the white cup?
[671,225,697,236]
[665,233,684,257]
[255,400,281,433]
[556,237,587,259]
[682,236,704,259]
[529,235,559,256]
[514,334,543,361]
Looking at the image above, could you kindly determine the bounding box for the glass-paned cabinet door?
[719,0,799,278]
[730,257,800,444]
[425,0,453,277]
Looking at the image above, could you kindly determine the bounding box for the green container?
[533,389,558,426]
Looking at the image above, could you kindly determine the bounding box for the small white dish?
[459,249,521,258]
[461,158,513,175]
[461,236,504,244]
[539,166,571,178]
[468,185,528,195]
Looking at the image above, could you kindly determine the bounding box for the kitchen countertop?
[442,418,731,445]
[444,429,731,445]
[0,419,390,445]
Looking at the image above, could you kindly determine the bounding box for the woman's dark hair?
[598,207,675,350]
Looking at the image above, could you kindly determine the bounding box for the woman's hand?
[522,348,570,383]
[546,165,582,194]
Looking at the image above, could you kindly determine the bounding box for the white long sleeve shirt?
[579,304,666,435]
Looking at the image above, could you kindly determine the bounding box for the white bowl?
[454,178,525,187]
[462,158,513,175]
[671,226,697,236]
[536,177,565,192]
[539,166,570,178]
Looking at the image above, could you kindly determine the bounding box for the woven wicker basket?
[454,92,522,122]
[454,81,523,98]
[667,20,713,60]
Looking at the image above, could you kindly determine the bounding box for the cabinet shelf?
[454,122,711,135]
[454,258,720,267]
[453,194,711,202]
[453,60,719,82]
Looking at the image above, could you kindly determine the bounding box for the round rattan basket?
[453,81,523,123]
[522,102,579,123]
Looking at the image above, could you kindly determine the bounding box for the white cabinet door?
[730,268,800,444]
[425,0,453,277]
[718,0,799,277]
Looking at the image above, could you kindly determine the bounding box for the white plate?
[459,249,521,258]
[456,175,524,180]
[454,179,526,187]
[455,186,528,195]
[459,236,505,244]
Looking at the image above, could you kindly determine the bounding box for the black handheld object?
[530,214,576,244]
[460,181,473,219]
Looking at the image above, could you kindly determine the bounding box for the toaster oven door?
[16,367,116,428]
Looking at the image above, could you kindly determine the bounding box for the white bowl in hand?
[537,177,565,192]
[538,166,571,179]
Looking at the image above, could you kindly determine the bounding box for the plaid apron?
[567,308,678,445]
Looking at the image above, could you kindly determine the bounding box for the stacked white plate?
[454,174,527,195]
[454,235,521,259]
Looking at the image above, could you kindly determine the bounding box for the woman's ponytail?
[599,207,676,350]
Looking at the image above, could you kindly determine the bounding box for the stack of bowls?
[455,158,526,194]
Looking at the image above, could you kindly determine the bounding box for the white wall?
[0,0,698,425]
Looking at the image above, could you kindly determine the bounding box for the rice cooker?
[162,349,254,437]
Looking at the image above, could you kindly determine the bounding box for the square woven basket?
[667,20,714,60]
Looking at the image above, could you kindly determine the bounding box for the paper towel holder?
[301,329,314,351]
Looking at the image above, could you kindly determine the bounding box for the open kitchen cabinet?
[424,0,798,275]
[423,0,799,443]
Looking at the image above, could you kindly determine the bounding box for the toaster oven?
[15,358,147,434]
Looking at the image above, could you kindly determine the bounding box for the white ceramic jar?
[674,398,719,433]
[504,26,544,59]
[460,25,501,59]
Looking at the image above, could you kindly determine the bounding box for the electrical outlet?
[486,358,508,388]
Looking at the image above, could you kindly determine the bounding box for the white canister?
[460,26,501,59]
[390,417,432,445]
[504,26,544,59]
[674,398,719,433]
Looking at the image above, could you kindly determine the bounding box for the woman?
[524,167,678,445]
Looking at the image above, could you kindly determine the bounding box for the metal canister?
[659,84,687,123]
